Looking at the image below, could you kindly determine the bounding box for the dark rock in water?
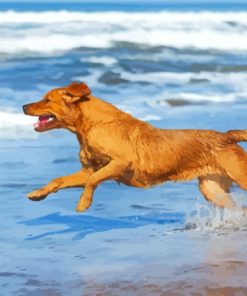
[98,71,129,85]
[164,98,192,107]
[189,78,210,84]
[159,98,206,107]
[135,81,152,86]
[113,42,164,54]
[225,21,238,27]
[191,63,247,73]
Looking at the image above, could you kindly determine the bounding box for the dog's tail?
[226,130,247,143]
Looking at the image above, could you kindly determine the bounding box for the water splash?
[185,194,247,233]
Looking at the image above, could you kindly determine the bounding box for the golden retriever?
[23,82,247,213]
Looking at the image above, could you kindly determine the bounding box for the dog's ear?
[63,82,91,103]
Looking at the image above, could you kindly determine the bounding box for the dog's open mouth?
[33,115,56,132]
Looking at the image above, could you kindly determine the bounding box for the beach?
[1,1,247,295]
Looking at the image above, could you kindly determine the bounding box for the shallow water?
[1,1,247,295]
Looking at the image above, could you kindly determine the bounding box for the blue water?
[0,1,247,12]
[1,1,247,295]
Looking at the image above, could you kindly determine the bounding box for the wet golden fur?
[23,82,247,212]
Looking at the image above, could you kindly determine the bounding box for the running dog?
[23,82,247,213]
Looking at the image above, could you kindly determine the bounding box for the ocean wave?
[1,11,247,55]
[2,11,247,25]
[121,71,247,85]
[94,71,247,102]
[80,56,117,66]
[0,111,36,139]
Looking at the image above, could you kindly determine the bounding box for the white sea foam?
[0,111,36,139]
[140,114,161,121]
[1,11,247,54]
[1,11,247,25]
[80,56,117,66]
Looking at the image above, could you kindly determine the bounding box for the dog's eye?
[44,97,51,103]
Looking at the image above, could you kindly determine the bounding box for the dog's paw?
[28,189,48,201]
[76,201,91,213]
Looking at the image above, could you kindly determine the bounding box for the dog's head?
[23,82,91,132]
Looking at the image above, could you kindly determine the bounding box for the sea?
[1,1,247,295]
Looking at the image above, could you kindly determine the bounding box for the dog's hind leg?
[198,174,236,209]
[217,144,247,191]
[28,168,93,201]
[214,144,247,214]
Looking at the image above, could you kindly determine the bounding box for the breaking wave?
[0,111,36,139]
[1,11,247,55]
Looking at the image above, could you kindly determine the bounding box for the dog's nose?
[22,104,28,114]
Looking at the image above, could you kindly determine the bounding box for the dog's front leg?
[28,168,93,201]
[76,160,129,212]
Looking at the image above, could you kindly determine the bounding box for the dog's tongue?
[33,115,51,128]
